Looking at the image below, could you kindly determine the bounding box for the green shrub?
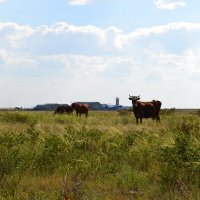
[159,122,200,198]
[118,109,131,116]
[34,135,69,175]
[196,110,200,117]
[160,108,176,115]
[0,132,29,182]
[0,111,199,199]
[115,165,148,190]
[0,112,31,123]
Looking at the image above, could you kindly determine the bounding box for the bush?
[159,121,200,199]
[0,111,199,199]
[118,109,131,116]
[196,110,200,117]
[0,112,32,123]
[160,108,176,115]
[0,132,29,182]
[34,135,69,175]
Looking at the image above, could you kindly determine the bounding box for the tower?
[116,97,119,106]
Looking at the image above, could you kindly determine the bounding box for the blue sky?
[0,0,200,108]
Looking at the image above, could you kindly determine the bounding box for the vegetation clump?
[0,110,199,199]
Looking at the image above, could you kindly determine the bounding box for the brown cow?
[54,104,73,114]
[71,103,89,117]
[129,95,162,124]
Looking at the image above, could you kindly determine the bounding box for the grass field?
[0,110,199,200]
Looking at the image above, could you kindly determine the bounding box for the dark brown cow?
[54,104,73,114]
[71,103,89,117]
[129,95,162,124]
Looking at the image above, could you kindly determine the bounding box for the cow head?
[129,95,140,101]
[129,95,140,107]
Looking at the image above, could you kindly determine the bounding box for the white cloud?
[0,48,36,66]
[34,54,136,79]
[68,0,91,6]
[1,21,200,107]
[116,22,200,49]
[143,48,200,83]
[3,21,200,55]
[153,0,186,10]
[0,22,34,49]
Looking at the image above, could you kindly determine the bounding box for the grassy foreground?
[0,110,199,200]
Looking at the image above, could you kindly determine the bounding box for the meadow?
[0,109,199,200]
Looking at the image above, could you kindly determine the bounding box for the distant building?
[76,102,102,110]
[116,97,119,106]
[103,97,122,110]
[107,105,122,110]
[101,104,108,110]
[34,103,60,111]
[32,98,129,111]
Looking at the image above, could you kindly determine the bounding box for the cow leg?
[136,118,139,124]
[140,118,142,124]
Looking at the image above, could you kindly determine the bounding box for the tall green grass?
[0,110,199,199]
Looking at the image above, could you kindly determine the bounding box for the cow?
[71,103,89,117]
[54,104,73,115]
[128,95,162,124]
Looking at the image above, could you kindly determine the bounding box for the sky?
[0,0,200,108]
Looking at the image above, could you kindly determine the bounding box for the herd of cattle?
[54,95,162,124]
[54,103,89,117]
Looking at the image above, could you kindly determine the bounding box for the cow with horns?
[128,95,162,124]
[71,103,89,118]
